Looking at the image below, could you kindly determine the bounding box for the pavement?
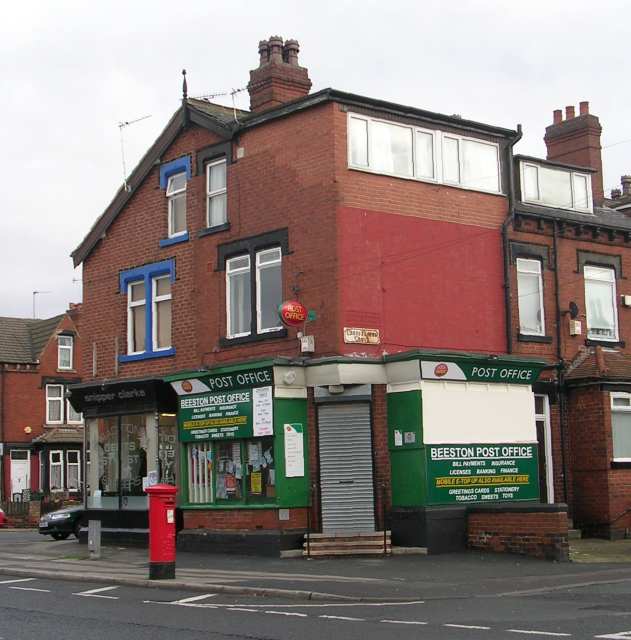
[1,529,631,602]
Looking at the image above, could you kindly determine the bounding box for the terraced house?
[0,305,82,502]
[69,36,630,558]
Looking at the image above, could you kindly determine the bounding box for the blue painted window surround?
[159,232,189,248]
[119,259,176,363]
[159,156,192,190]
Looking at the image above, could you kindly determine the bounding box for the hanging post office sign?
[426,443,539,504]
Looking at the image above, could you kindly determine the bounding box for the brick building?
[508,103,631,538]
[70,36,568,556]
[0,305,82,501]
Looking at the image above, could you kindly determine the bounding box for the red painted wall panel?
[337,207,507,355]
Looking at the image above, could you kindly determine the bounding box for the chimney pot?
[579,101,589,116]
[553,109,563,124]
[565,105,575,119]
[611,188,622,199]
[622,175,631,196]
[268,35,284,64]
[258,40,269,66]
[283,39,300,66]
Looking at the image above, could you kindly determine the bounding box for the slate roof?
[515,202,631,232]
[565,347,631,381]
[0,315,63,364]
[32,425,84,444]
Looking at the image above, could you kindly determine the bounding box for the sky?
[1,0,629,319]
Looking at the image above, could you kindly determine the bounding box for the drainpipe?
[502,124,523,354]
[553,221,569,505]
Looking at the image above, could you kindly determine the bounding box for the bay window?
[611,393,631,461]
[584,265,618,341]
[66,450,81,492]
[49,450,63,491]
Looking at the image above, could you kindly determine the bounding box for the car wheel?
[73,522,81,539]
[51,532,70,541]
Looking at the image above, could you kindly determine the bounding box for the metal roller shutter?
[318,403,375,533]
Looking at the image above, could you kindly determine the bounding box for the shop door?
[10,450,30,498]
[318,403,375,533]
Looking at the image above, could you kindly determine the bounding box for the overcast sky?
[2,0,629,319]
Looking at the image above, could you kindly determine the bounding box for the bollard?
[145,484,177,579]
[88,520,101,560]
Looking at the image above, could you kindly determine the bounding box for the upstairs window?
[206,159,227,228]
[66,397,83,424]
[46,384,64,424]
[226,248,283,339]
[119,259,176,362]
[57,335,73,370]
[348,113,501,194]
[521,162,592,212]
[166,172,187,238]
[584,265,618,341]
[611,393,631,461]
[517,258,545,336]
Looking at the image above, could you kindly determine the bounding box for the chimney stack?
[544,101,604,206]
[621,175,631,197]
[247,36,312,113]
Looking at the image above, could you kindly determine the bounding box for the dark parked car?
[0,506,6,528]
[39,506,83,540]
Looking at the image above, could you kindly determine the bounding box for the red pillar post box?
[145,484,177,579]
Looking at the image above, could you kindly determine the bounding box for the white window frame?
[66,449,81,492]
[535,394,554,503]
[49,449,64,492]
[611,392,631,462]
[152,275,172,351]
[516,258,546,336]
[166,172,187,238]
[46,384,64,424]
[347,112,501,195]
[584,265,618,342]
[520,161,593,213]
[57,335,73,370]
[127,280,146,355]
[66,397,83,424]
[226,255,252,339]
[206,158,227,228]
[256,248,283,334]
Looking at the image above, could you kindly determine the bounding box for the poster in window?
[253,386,273,436]
[284,423,304,478]
[250,471,262,494]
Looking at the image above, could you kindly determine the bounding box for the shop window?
[158,414,177,485]
[49,450,63,491]
[58,335,73,370]
[88,417,119,509]
[348,113,500,193]
[66,450,81,492]
[46,384,64,424]
[185,436,275,505]
[120,414,148,510]
[206,158,227,228]
[517,258,545,336]
[119,259,175,362]
[584,265,618,341]
[611,393,631,461]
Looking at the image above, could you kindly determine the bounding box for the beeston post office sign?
[177,367,273,443]
[420,360,541,384]
[426,444,539,504]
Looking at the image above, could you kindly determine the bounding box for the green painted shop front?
[386,352,547,552]
[165,360,311,555]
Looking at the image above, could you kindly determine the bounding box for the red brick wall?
[81,104,341,382]
[468,509,569,561]
[372,385,390,530]
[183,507,307,531]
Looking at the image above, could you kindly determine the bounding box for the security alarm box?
[623,295,631,307]
[569,319,582,336]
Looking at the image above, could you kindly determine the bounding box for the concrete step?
[305,547,392,557]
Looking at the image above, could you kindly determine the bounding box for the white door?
[10,450,30,498]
